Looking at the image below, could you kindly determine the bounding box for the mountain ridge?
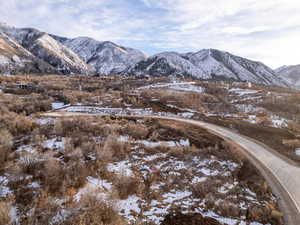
[0,23,289,88]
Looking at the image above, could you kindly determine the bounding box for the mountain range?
[0,23,294,88]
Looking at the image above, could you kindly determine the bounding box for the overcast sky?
[0,0,299,68]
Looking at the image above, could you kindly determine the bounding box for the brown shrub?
[66,195,124,225]
[103,135,131,161]
[113,175,141,200]
[247,205,271,223]
[0,113,34,136]
[161,212,222,225]
[19,153,44,176]
[64,160,88,190]
[123,122,149,139]
[43,158,65,194]
[216,200,240,218]
[0,129,13,164]
[0,201,11,225]
[96,144,113,162]
[192,179,217,199]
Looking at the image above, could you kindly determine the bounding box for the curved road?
[41,112,300,225]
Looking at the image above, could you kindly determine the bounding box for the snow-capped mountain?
[275,64,300,89]
[127,49,287,87]
[126,51,209,79]
[185,49,286,86]
[0,24,94,75]
[0,32,56,74]
[51,36,147,75]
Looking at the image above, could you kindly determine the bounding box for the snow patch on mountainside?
[127,49,287,87]
[127,51,209,78]
[53,36,147,75]
[276,64,300,89]
[0,25,94,75]
[0,32,56,74]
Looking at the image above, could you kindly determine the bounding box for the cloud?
[0,0,300,67]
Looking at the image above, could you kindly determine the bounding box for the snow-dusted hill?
[0,24,94,75]
[275,65,300,89]
[0,32,56,74]
[52,36,147,75]
[128,49,287,87]
[126,51,209,79]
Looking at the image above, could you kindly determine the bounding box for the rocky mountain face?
[127,51,209,79]
[51,36,147,75]
[275,65,300,89]
[0,24,94,75]
[128,49,287,87]
[0,32,56,74]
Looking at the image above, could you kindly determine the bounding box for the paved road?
[41,112,300,225]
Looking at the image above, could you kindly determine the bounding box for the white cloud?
[0,0,300,67]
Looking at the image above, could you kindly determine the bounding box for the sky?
[0,0,300,68]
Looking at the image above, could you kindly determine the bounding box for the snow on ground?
[74,177,112,202]
[235,104,264,114]
[51,102,65,110]
[107,160,134,177]
[34,117,56,125]
[162,190,192,204]
[86,176,112,191]
[296,148,300,156]
[229,88,259,96]
[139,82,195,89]
[118,195,144,221]
[16,137,66,154]
[0,176,12,197]
[60,106,153,116]
[138,81,204,93]
[42,138,65,151]
[118,136,190,148]
[178,112,194,118]
[168,83,204,93]
[270,115,288,128]
[16,144,36,153]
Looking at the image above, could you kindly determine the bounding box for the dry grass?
[123,122,149,139]
[259,94,300,121]
[0,129,13,164]
[103,135,131,161]
[0,201,11,225]
[0,111,34,136]
[113,175,142,200]
[66,194,124,225]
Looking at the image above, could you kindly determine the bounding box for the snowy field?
[139,81,204,93]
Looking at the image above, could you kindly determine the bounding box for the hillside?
[0,32,56,74]
[276,65,300,89]
[0,24,94,75]
[52,35,147,75]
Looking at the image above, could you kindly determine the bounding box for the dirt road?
[41,112,300,225]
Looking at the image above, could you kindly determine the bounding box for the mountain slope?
[0,32,56,74]
[127,49,287,87]
[275,65,300,89]
[127,51,209,78]
[0,24,94,75]
[184,49,286,86]
[52,36,147,75]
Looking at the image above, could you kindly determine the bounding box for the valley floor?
[1,74,299,225]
